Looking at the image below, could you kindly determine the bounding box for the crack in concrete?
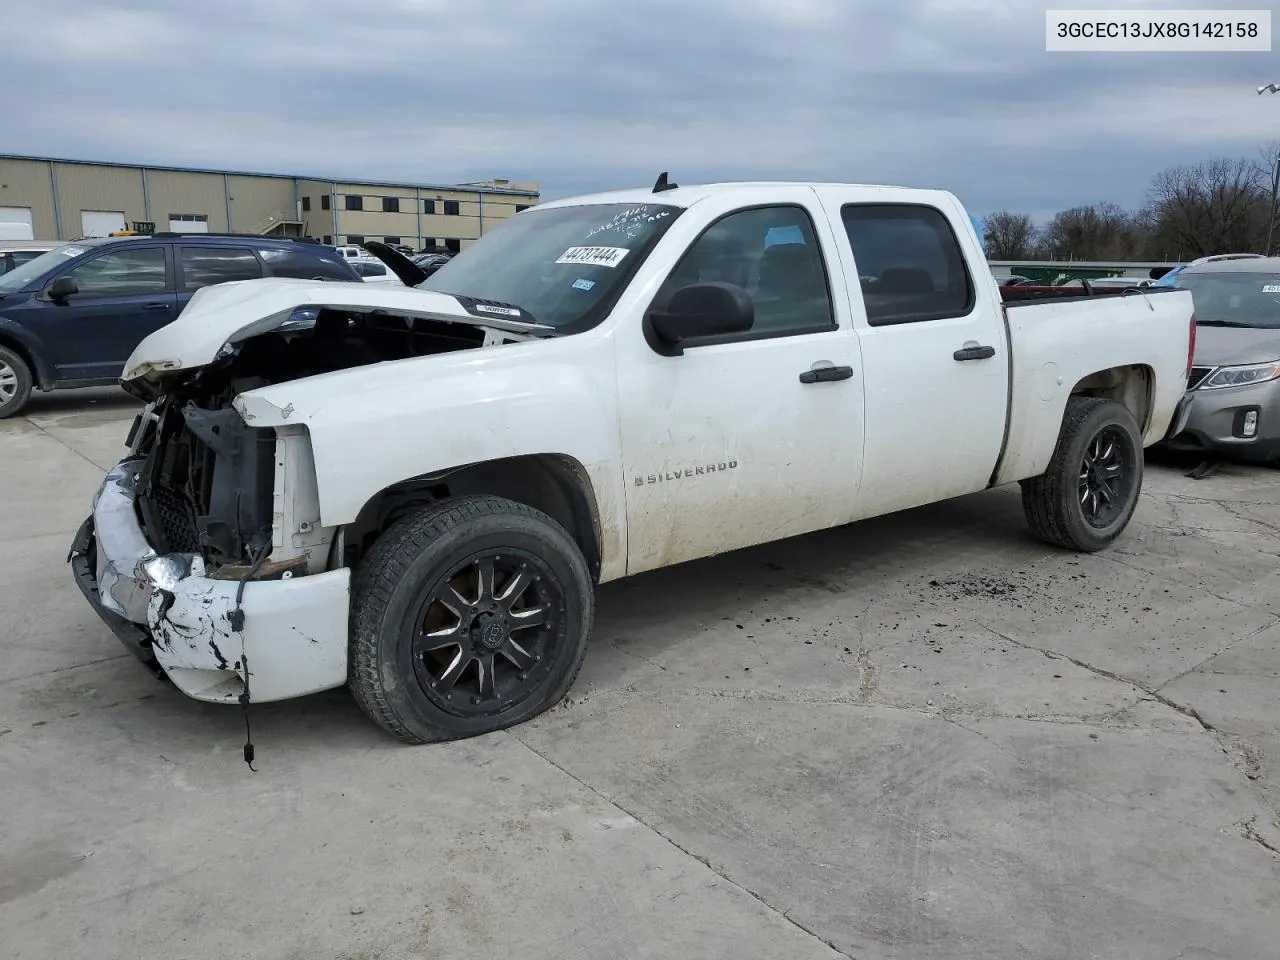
[25,419,110,474]
[1098,551,1277,617]
[605,639,669,673]
[510,733,854,959]
[974,625,1216,732]
[0,653,132,687]
[1239,816,1280,858]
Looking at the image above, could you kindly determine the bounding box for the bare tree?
[1256,141,1280,255]
[1141,158,1270,259]
[1038,202,1142,260]
[981,211,1038,260]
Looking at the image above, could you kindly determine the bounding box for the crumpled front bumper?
[69,459,352,704]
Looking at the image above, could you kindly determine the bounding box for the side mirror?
[647,282,753,356]
[47,276,78,302]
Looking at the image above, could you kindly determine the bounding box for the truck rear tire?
[0,346,33,419]
[348,495,594,744]
[1020,397,1143,552]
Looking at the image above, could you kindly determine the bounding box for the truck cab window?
[662,205,835,339]
[842,204,974,326]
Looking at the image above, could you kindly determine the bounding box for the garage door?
[81,210,126,238]
[0,207,34,240]
[169,214,209,233]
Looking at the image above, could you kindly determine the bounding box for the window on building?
[179,246,263,290]
[382,197,400,213]
[65,247,168,297]
[383,236,401,245]
[443,200,460,216]
[345,195,363,211]
[840,203,974,326]
[301,196,311,212]
[322,235,333,245]
[445,238,461,253]
[346,234,365,244]
[321,195,331,211]
[423,200,436,215]
[516,205,531,213]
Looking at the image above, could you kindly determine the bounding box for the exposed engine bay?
[125,306,537,574]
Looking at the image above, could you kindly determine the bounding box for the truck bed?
[993,287,1195,486]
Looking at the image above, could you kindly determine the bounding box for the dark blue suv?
[0,233,361,417]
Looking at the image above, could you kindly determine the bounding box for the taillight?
[1186,313,1197,379]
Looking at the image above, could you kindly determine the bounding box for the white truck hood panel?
[121,277,545,381]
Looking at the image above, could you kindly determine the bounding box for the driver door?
[615,191,865,574]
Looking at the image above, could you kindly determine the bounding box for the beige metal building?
[0,154,539,253]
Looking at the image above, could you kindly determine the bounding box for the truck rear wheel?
[0,346,33,419]
[1020,397,1143,552]
[348,495,594,743]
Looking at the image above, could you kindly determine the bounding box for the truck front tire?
[1021,397,1143,552]
[348,495,594,743]
[0,346,33,419]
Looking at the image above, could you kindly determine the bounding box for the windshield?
[0,243,96,294]
[418,202,682,330]
[1177,271,1280,328]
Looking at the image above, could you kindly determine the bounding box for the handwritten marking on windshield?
[585,207,671,241]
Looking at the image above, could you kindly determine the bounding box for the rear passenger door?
[175,244,263,312]
[816,192,1009,519]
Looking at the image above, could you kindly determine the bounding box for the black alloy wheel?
[349,495,594,743]
[1021,396,1144,552]
[410,550,564,717]
[1078,425,1138,529]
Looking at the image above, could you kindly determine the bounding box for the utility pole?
[1260,84,1280,255]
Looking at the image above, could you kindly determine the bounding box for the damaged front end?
[70,283,551,704]
[69,392,351,703]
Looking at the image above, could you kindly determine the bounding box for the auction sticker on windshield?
[556,246,630,268]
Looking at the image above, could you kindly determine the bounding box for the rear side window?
[179,246,262,291]
[841,204,974,326]
[258,246,356,280]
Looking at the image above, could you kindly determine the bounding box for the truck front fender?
[233,337,628,580]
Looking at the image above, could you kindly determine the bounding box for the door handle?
[953,344,996,361]
[799,365,853,384]
[143,302,171,311]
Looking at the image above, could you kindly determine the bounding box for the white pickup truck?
[70,179,1196,744]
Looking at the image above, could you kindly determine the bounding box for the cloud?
[0,0,1275,221]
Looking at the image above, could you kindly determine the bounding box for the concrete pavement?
[1,389,1278,959]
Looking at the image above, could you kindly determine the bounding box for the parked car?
[0,241,58,276]
[69,179,1194,744]
[1152,253,1267,289]
[351,259,403,284]
[1159,256,1280,463]
[0,234,361,417]
[412,253,452,277]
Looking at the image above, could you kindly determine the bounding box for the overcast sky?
[2,0,1277,222]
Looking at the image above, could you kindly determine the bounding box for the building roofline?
[0,152,540,198]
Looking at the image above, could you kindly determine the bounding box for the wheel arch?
[0,323,53,391]
[1068,364,1153,433]
[344,453,604,582]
